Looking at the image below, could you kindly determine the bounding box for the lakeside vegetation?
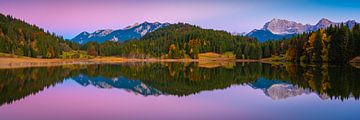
[0,13,359,64]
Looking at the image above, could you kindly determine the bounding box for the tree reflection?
[0,62,359,106]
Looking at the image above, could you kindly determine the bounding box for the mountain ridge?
[248,18,359,42]
[71,21,170,44]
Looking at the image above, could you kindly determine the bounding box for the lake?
[0,62,359,120]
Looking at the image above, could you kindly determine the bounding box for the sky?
[0,0,360,39]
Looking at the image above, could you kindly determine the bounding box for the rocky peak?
[80,31,90,36]
[263,18,309,34]
[345,20,357,28]
[248,18,359,41]
[72,21,170,44]
[94,29,113,36]
[125,21,164,30]
[317,18,332,25]
[125,22,141,29]
[315,18,333,29]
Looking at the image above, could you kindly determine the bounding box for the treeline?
[78,63,360,99]
[0,65,82,106]
[120,23,260,59]
[271,24,360,63]
[0,14,79,58]
[81,23,360,63]
[80,23,262,59]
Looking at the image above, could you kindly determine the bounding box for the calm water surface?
[0,62,359,120]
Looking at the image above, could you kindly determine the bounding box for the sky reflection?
[1,78,359,120]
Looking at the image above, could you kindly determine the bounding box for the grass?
[61,50,93,59]
[261,55,285,61]
[0,53,22,58]
[198,52,236,60]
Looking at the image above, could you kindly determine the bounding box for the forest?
[81,23,360,64]
[273,24,360,63]
[0,14,79,58]
[82,23,262,59]
[1,13,359,64]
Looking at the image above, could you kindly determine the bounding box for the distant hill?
[71,22,170,44]
[247,18,358,42]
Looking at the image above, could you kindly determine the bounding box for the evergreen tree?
[313,31,323,62]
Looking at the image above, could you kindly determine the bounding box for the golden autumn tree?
[301,29,330,63]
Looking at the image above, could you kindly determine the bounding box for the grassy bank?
[0,54,257,69]
[1,52,358,69]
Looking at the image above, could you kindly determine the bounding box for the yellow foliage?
[169,44,177,51]
[285,47,296,61]
[308,32,317,46]
[188,39,202,47]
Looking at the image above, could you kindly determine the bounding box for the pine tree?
[313,31,323,62]
[87,43,98,56]
[263,45,271,58]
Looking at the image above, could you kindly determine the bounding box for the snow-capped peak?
[262,18,308,35]
[125,22,141,29]
[247,18,359,42]
[71,21,170,44]
[345,20,357,28]
[318,18,332,25]
[94,29,113,36]
[315,18,333,29]
[80,31,90,36]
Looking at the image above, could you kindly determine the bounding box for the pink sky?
[0,1,244,38]
[1,0,360,39]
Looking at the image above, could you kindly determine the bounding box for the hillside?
[0,13,79,58]
[117,23,260,59]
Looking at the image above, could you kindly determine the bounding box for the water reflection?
[0,62,359,106]
[251,78,325,100]
[73,75,163,96]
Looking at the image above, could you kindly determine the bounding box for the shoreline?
[0,57,259,69]
[1,56,358,69]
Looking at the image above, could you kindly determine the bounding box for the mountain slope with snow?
[71,22,170,44]
[248,18,358,42]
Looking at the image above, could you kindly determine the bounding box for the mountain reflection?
[250,78,328,100]
[72,75,163,96]
[0,62,359,106]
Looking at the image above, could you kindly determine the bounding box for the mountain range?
[71,18,358,44]
[247,18,358,42]
[71,22,170,44]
